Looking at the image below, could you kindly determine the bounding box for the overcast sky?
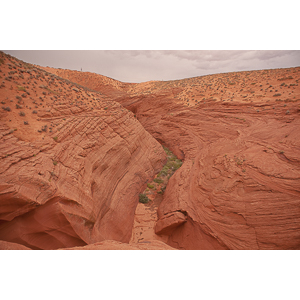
[3,50,300,83]
[2,2,299,83]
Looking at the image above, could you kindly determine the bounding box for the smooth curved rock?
[0,240,31,250]
[155,211,187,235]
[61,239,176,250]
[117,67,300,250]
[1,51,299,250]
[0,52,166,249]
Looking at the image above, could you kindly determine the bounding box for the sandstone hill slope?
[1,51,299,250]
[120,67,300,249]
[39,66,134,99]
[0,52,166,250]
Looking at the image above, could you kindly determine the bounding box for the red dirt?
[61,239,175,250]
[1,51,299,250]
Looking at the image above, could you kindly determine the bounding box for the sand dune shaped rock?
[1,51,299,250]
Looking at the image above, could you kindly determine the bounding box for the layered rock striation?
[1,51,299,250]
[0,52,166,249]
[119,68,300,249]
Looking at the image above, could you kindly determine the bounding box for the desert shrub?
[273,93,282,97]
[147,183,155,189]
[19,111,25,116]
[165,161,174,168]
[153,178,164,184]
[17,85,26,91]
[2,106,11,111]
[139,193,150,204]
[32,110,37,114]
[172,160,183,170]
[53,136,58,141]
[53,160,58,166]
[278,76,293,81]
[161,165,170,173]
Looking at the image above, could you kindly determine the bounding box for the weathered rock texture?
[118,68,300,250]
[1,51,300,250]
[0,52,166,249]
[61,239,175,250]
[130,192,169,245]
[0,240,31,250]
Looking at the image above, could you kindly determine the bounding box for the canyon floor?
[0,51,299,250]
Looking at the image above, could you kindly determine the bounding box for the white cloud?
[3,50,300,83]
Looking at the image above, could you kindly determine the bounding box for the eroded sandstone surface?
[118,68,300,249]
[61,239,175,250]
[1,51,299,250]
[0,52,166,249]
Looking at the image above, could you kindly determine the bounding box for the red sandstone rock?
[1,51,300,250]
[155,211,187,235]
[61,239,175,250]
[117,67,300,250]
[0,52,166,249]
[0,240,31,250]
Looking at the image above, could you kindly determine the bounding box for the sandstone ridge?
[120,67,300,249]
[1,51,299,250]
[0,52,166,249]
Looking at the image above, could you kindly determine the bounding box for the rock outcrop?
[0,240,31,250]
[118,68,300,250]
[61,239,175,250]
[155,211,187,235]
[1,51,299,250]
[0,52,166,249]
